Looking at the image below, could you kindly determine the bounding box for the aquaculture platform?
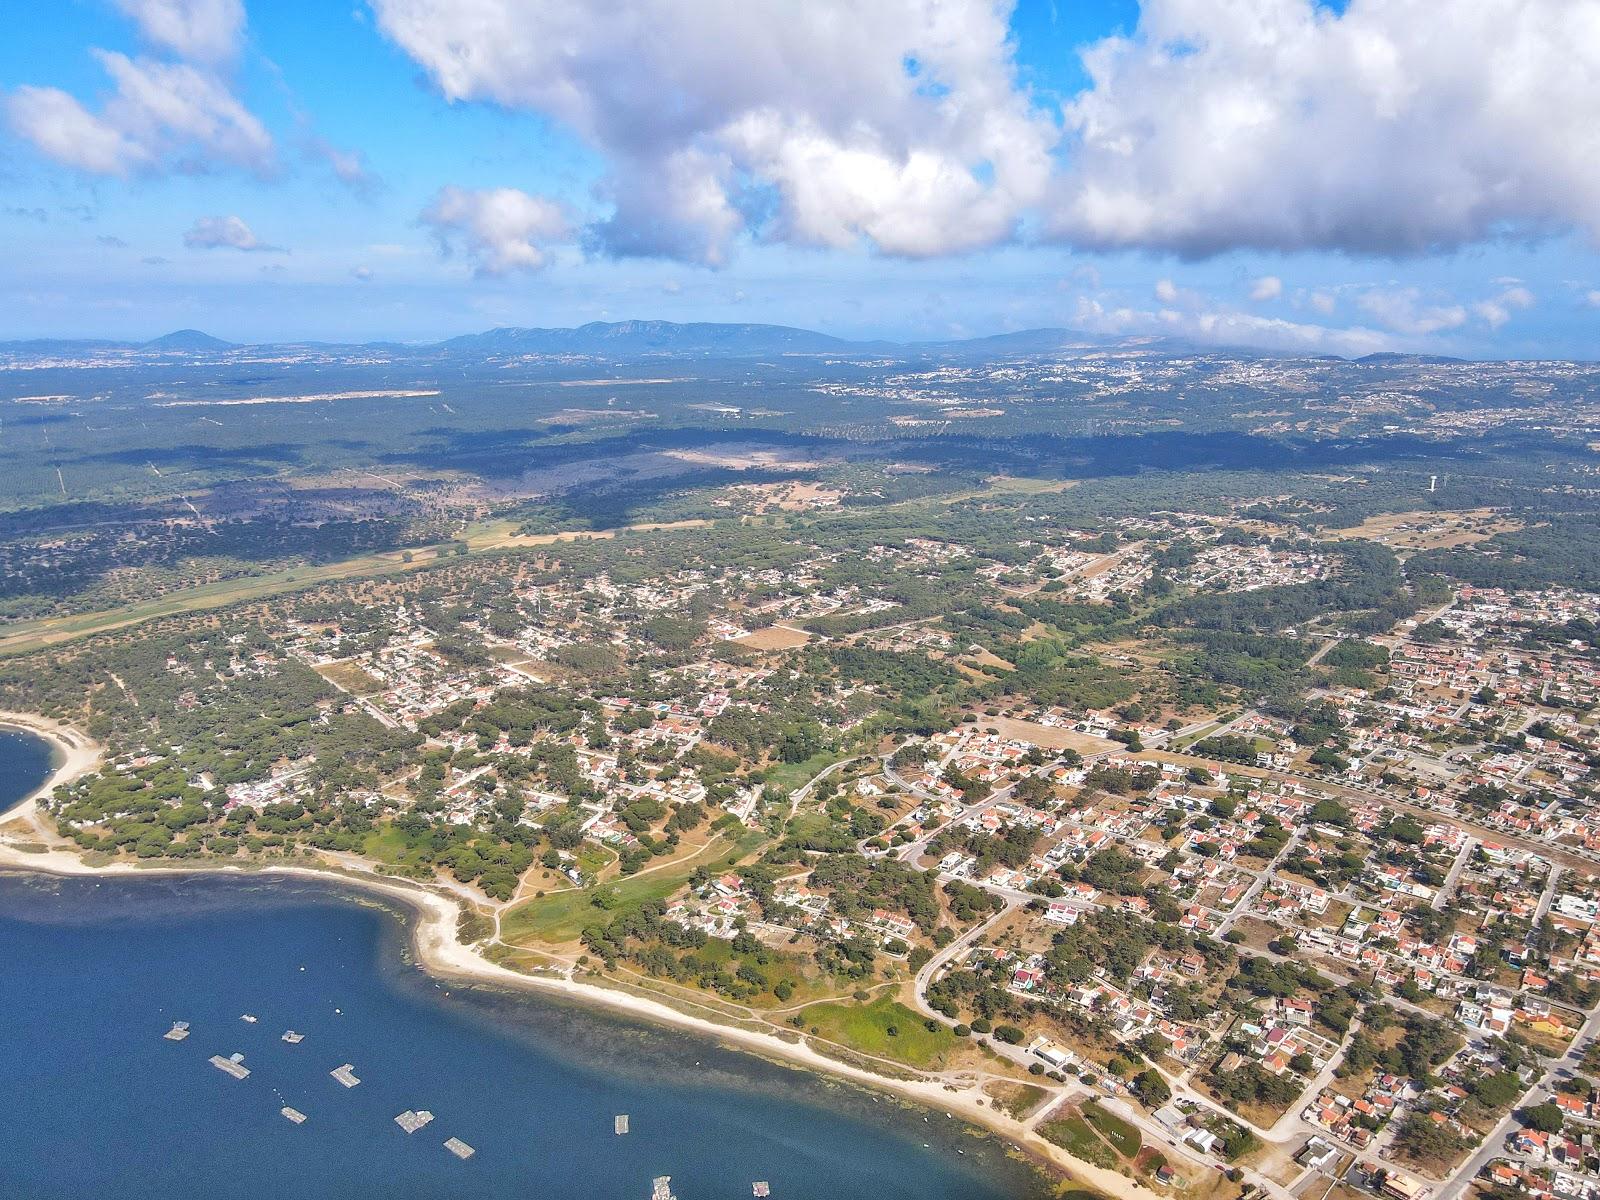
[209,1053,249,1080]
[395,1110,434,1134]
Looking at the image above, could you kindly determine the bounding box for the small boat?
[240,1014,258,1023]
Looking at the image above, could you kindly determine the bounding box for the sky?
[3,0,1600,357]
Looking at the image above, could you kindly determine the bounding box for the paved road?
[1434,1001,1600,1200]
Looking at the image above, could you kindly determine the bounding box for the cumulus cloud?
[420,186,572,275]
[371,0,1053,264]
[183,214,281,251]
[1472,284,1535,329]
[1250,275,1283,302]
[368,0,1600,267]
[1356,288,1468,337]
[1153,278,1180,303]
[1073,293,1391,357]
[1050,0,1600,256]
[1358,282,1536,334]
[112,0,245,64]
[5,2,271,178]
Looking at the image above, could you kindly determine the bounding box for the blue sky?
[3,0,1598,356]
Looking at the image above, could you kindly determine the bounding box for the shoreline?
[0,711,104,834]
[0,716,1164,1200]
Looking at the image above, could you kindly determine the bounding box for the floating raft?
[652,1176,677,1200]
[443,1137,475,1160]
[281,1030,304,1044]
[330,1064,360,1088]
[281,1107,307,1125]
[395,1110,435,1134]
[753,1185,771,1198]
[164,1021,191,1042]
[615,1114,629,1135]
[209,1053,249,1080]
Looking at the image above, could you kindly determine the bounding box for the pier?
[209,1053,250,1080]
[395,1110,434,1134]
[443,1137,475,1160]
[615,1114,629,1135]
[330,1063,360,1088]
[281,1107,307,1124]
[163,1021,190,1041]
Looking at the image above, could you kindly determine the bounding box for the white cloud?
[6,1,270,178]
[1471,284,1535,329]
[1153,278,1179,303]
[1586,290,1600,309]
[1050,0,1600,256]
[7,52,272,177]
[183,214,280,251]
[112,0,246,64]
[5,85,150,175]
[1356,288,1468,336]
[371,0,1053,264]
[1073,293,1391,357]
[1306,290,1338,316]
[420,185,572,275]
[1249,275,1283,302]
[365,0,1600,269]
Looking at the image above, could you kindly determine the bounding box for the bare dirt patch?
[980,715,1119,754]
[733,625,812,651]
[1342,509,1520,555]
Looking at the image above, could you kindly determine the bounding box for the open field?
[1341,508,1520,554]
[796,997,954,1069]
[978,715,1120,754]
[733,625,812,651]
[315,660,383,694]
[500,827,767,945]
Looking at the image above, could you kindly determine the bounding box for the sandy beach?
[0,714,1162,1200]
[0,711,104,835]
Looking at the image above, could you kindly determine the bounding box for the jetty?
[209,1053,249,1080]
[614,1114,629,1135]
[395,1110,435,1134]
[443,1137,475,1160]
[330,1064,361,1088]
[164,1021,190,1042]
[281,1107,307,1125]
[281,1030,304,1044]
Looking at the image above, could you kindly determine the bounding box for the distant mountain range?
[0,318,1201,361]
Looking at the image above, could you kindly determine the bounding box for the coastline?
[0,715,1162,1200]
[0,711,104,834]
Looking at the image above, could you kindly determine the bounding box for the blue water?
[0,725,56,814]
[0,739,1053,1200]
